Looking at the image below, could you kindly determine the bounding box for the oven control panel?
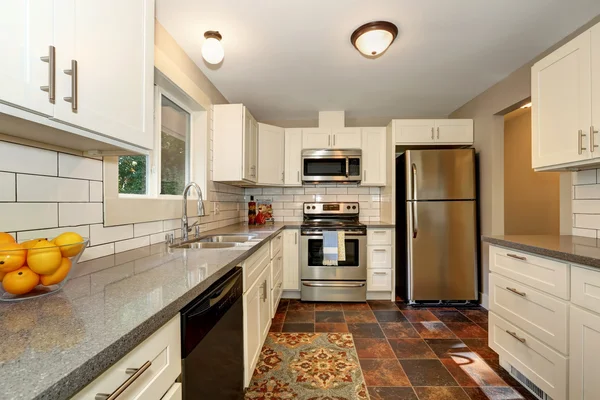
[303,202,359,215]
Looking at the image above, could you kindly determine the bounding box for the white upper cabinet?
[302,128,331,149]
[394,119,473,145]
[258,123,285,185]
[213,104,258,184]
[284,128,302,186]
[332,128,361,148]
[0,0,54,117]
[361,127,386,186]
[435,119,473,144]
[394,120,436,143]
[532,28,592,169]
[591,24,600,161]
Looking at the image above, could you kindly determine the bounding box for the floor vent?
[509,364,553,400]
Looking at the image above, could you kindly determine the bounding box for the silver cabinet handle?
[302,282,365,288]
[364,170,367,181]
[506,287,526,297]
[373,272,387,276]
[259,281,266,301]
[373,230,387,234]
[294,231,297,244]
[373,248,387,252]
[436,127,440,139]
[333,135,336,146]
[95,360,152,400]
[297,170,300,183]
[506,330,526,344]
[281,171,285,182]
[431,127,434,140]
[578,129,588,155]
[506,253,526,261]
[63,60,78,112]
[592,126,599,152]
[328,135,331,147]
[40,45,55,102]
[263,280,268,302]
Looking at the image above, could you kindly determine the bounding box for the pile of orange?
[0,232,85,296]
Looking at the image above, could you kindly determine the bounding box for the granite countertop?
[0,223,300,400]
[482,235,600,269]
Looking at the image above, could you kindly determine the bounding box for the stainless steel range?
[301,202,367,302]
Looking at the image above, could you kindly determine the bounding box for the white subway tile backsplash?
[304,188,321,194]
[359,195,372,201]
[314,194,338,202]
[90,181,103,202]
[370,187,381,194]
[574,184,600,199]
[90,223,134,246]
[150,231,171,245]
[59,203,103,226]
[59,153,102,181]
[572,200,600,214]
[361,209,380,217]
[572,170,597,185]
[263,188,283,195]
[572,227,597,238]
[283,202,304,209]
[574,214,600,230]
[283,188,305,195]
[17,175,89,202]
[0,203,57,231]
[326,188,347,195]
[0,172,15,201]
[337,194,359,202]
[17,225,89,242]
[347,187,370,195]
[115,236,150,253]
[275,209,294,217]
[163,219,181,231]
[272,195,294,202]
[294,195,315,202]
[0,142,57,176]
[134,221,164,237]
[79,243,115,262]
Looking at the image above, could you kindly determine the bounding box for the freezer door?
[407,200,477,301]
[406,149,476,200]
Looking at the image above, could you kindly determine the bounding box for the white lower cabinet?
[367,246,392,269]
[570,304,600,399]
[161,383,182,400]
[282,229,300,291]
[73,315,181,400]
[367,269,392,292]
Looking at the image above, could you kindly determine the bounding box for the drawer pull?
[506,287,526,297]
[506,330,526,344]
[95,360,152,400]
[373,249,387,252]
[506,253,527,261]
[373,272,388,276]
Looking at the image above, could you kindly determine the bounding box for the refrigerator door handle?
[412,201,418,238]
[411,163,418,200]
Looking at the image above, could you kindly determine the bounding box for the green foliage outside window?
[118,155,147,194]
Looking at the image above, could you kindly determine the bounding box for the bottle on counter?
[248,196,256,225]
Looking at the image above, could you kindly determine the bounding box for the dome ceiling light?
[351,21,398,58]
[202,30,224,64]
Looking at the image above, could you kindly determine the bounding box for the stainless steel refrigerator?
[395,149,478,303]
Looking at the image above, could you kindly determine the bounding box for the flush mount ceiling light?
[520,102,532,109]
[202,31,224,64]
[351,21,398,57]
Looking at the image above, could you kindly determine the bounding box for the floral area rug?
[245,333,369,400]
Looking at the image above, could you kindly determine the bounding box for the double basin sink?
[170,234,258,249]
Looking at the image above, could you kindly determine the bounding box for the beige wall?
[504,108,560,235]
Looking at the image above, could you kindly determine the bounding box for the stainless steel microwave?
[301,149,362,183]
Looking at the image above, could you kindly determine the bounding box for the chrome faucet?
[182,182,205,241]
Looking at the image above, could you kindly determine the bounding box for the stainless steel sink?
[199,234,257,243]
[172,242,237,249]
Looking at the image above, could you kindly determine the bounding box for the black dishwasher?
[181,267,244,399]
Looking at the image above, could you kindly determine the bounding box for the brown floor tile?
[464,386,528,400]
[400,359,458,386]
[460,309,489,324]
[478,323,488,332]
[388,338,437,359]
[444,356,508,387]
[354,338,396,358]
[446,323,488,339]
[432,311,472,323]
[315,311,345,323]
[359,358,411,386]
[285,310,314,323]
[374,310,408,322]
[424,307,459,311]
[482,359,521,387]
[344,310,377,323]
[315,322,348,332]
[287,300,315,311]
[276,300,289,313]
[414,387,470,400]
[347,323,385,338]
[341,302,371,310]
[368,300,400,311]
[402,310,440,322]
[425,339,469,359]
[381,322,420,339]
[413,322,457,339]
[281,323,314,332]
[273,311,286,323]
[314,302,342,311]
[368,387,418,400]
[269,322,283,332]
[462,339,498,360]
[440,358,478,386]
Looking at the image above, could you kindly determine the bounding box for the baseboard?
[282,290,301,299]
[367,292,393,301]
[480,292,489,309]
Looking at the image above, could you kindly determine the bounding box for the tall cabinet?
[257,123,284,185]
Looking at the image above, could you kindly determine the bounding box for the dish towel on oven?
[322,230,338,266]
[337,231,346,262]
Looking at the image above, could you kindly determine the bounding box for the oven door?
[301,233,367,281]
[302,156,361,183]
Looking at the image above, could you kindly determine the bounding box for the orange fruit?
[21,238,47,250]
[0,270,5,282]
[27,240,62,275]
[52,232,85,257]
[40,258,71,286]
[0,233,15,245]
[0,243,27,273]
[2,266,39,295]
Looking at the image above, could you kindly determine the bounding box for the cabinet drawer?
[244,244,270,292]
[271,251,283,284]
[367,229,392,245]
[368,246,392,269]
[161,383,182,400]
[488,312,567,400]
[270,232,283,258]
[490,273,568,354]
[367,269,392,292]
[73,315,181,400]
[489,245,569,299]
[272,273,283,318]
[571,265,600,314]
[570,304,600,400]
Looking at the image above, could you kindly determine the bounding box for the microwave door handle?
[346,157,349,178]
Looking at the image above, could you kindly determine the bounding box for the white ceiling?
[157,1,600,122]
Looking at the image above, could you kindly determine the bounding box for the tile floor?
[270,300,537,400]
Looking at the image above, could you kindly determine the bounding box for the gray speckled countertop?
[482,234,600,269]
[0,223,300,400]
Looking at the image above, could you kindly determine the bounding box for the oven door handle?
[345,157,349,178]
[302,282,366,288]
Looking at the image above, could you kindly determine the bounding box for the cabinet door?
[302,128,331,149]
[259,266,272,341]
[592,24,600,156]
[0,0,54,116]
[532,30,592,168]
[361,127,386,185]
[435,120,473,144]
[332,128,361,149]
[284,128,303,186]
[258,123,285,185]
[242,108,258,182]
[53,0,154,149]
[394,120,435,144]
[367,269,392,291]
[282,230,300,290]
[243,279,262,387]
[570,305,600,399]
[367,246,392,269]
